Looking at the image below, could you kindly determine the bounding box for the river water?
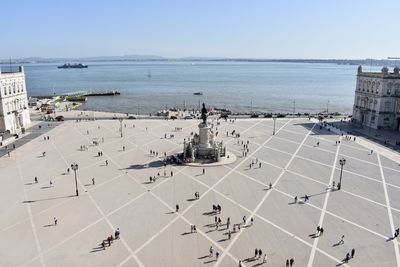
[21,61,370,114]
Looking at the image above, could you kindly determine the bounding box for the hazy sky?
[2,0,399,59]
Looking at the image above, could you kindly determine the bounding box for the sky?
[1,0,399,59]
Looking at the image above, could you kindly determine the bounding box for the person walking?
[290,258,294,266]
[175,204,179,212]
[228,230,231,239]
[286,259,289,267]
[209,246,213,257]
[92,178,95,185]
[258,249,262,259]
[34,177,38,183]
[203,168,205,175]
[54,217,58,226]
[262,254,267,263]
[105,160,108,166]
[345,252,350,263]
[320,227,324,236]
[215,251,219,261]
[254,248,258,258]
[339,235,344,245]
[394,228,399,238]
[351,248,355,258]
[115,228,120,239]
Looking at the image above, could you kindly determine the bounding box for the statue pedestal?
[198,123,211,149]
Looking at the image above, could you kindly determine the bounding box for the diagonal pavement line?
[177,164,347,266]
[215,143,400,216]
[225,145,400,246]
[48,129,145,267]
[5,169,131,233]
[16,159,46,267]
[294,153,400,190]
[73,118,281,266]
[20,191,149,267]
[130,119,289,258]
[72,123,217,266]
[340,142,370,153]
[123,119,286,264]
[272,186,400,245]
[306,136,342,267]
[235,143,400,215]
[23,145,138,194]
[214,122,315,267]
[69,124,199,266]
[285,168,400,213]
[145,120,236,148]
[270,134,302,146]
[20,218,104,267]
[377,153,400,266]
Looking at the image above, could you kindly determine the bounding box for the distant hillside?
[0,55,397,67]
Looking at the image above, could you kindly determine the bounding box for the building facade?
[352,65,400,131]
[0,66,31,134]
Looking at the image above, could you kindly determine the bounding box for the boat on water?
[84,90,120,96]
[57,63,88,69]
[193,92,203,95]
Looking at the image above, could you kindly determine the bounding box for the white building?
[0,66,31,134]
[352,65,400,131]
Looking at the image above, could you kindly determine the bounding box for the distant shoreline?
[0,58,396,67]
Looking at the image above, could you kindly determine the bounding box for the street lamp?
[272,115,277,135]
[118,118,123,138]
[338,158,346,190]
[70,163,79,196]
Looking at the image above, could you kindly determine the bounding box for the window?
[384,101,391,112]
[3,87,6,95]
[8,86,11,94]
[376,82,380,93]
[387,88,392,95]
[371,116,375,123]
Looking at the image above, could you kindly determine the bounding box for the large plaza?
[1,117,399,267]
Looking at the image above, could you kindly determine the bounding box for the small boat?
[193,92,203,96]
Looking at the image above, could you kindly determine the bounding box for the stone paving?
[1,118,400,267]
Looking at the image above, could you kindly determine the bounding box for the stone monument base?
[185,151,237,167]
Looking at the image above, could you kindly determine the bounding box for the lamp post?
[338,158,346,190]
[70,163,79,196]
[119,118,123,138]
[272,115,277,135]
